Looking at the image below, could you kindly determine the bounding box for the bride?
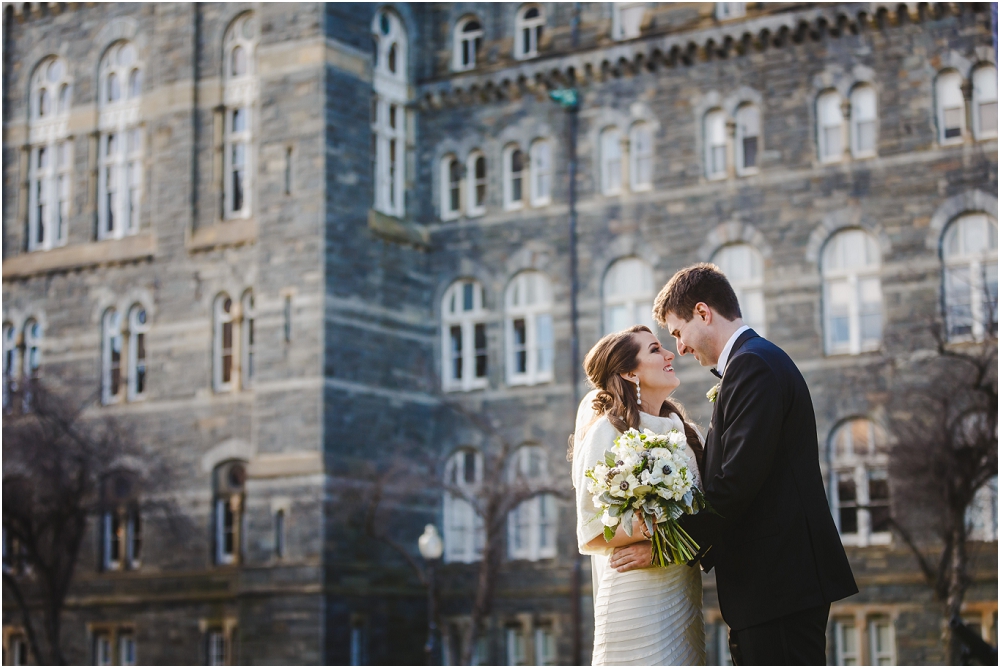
[572,325,706,666]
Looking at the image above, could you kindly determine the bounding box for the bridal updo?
[579,325,704,468]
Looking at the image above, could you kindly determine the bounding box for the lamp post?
[418,524,444,665]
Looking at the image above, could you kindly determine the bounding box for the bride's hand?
[609,541,653,572]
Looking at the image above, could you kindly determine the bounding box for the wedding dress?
[572,392,706,666]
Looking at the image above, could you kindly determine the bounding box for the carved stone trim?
[2,233,156,279]
[187,219,257,252]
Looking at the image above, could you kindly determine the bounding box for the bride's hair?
[574,325,703,468]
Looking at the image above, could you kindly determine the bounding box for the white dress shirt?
[716,325,750,376]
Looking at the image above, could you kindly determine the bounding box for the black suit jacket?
[680,329,858,631]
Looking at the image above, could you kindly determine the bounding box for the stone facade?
[2,2,997,666]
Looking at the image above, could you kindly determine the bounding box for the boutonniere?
[706,383,721,403]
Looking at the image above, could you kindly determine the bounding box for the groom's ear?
[693,302,713,324]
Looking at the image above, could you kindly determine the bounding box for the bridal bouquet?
[584,427,711,566]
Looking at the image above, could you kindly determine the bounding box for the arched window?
[443,449,484,563]
[817,90,844,163]
[603,257,655,334]
[829,419,890,546]
[372,10,408,217]
[98,42,144,240]
[126,306,147,401]
[100,471,141,572]
[629,122,653,190]
[599,127,622,195]
[936,70,965,144]
[223,13,257,220]
[503,145,525,210]
[466,150,487,216]
[507,445,557,561]
[2,323,17,410]
[734,104,759,175]
[440,154,462,220]
[712,244,766,336]
[28,57,72,251]
[704,109,727,178]
[972,65,998,141]
[967,475,998,543]
[515,5,544,60]
[213,460,247,565]
[529,139,551,207]
[442,280,489,392]
[822,229,882,355]
[241,291,255,389]
[612,3,645,41]
[214,295,235,393]
[942,214,999,341]
[453,16,483,71]
[102,309,124,405]
[850,85,878,158]
[506,272,554,386]
[22,319,41,381]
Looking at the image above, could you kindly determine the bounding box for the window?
[850,85,878,158]
[534,626,556,665]
[6,633,28,666]
[274,509,286,558]
[967,475,998,543]
[94,631,113,666]
[505,271,554,386]
[441,280,489,392]
[529,139,551,206]
[503,145,525,210]
[603,257,655,334]
[817,90,845,163]
[466,150,487,216]
[508,446,557,561]
[443,449,485,563]
[441,155,462,220]
[712,244,766,336]
[506,626,527,666]
[942,214,998,341]
[27,57,72,251]
[629,122,653,190]
[214,460,247,566]
[868,616,895,666]
[599,127,623,195]
[515,5,544,60]
[704,109,727,178]
[716,3,746,19]
[223,14,257,220]
[213,293,253,393]
[822,229,882,355]
[207,629,228,666]
[830,419,890,546]
[734,104,760,175]
[372,10,408,217]
[454,17,483,71]
[22,319,41,380]
[612,3,645,40]
[125,306,147,401]
[101,309,124,404]
[936,70,965,144]
[119,632,137,666]
[972,65,998,140]
[833,617,859,665]
[241,291,255,389]
[2,323,17,410]
[98,42,143,239]
[102,506,141,572]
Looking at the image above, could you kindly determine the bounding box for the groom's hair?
[653,262,742,325]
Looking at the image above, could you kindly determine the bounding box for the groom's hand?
[610,542,653,572]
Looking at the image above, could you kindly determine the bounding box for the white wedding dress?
[572,392,706,666]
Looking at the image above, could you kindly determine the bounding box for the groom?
[611,263,857,665]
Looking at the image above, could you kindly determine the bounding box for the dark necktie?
[710,368,722,379]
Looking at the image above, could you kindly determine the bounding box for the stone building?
[1,2,996,665]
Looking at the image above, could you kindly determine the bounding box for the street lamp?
[418,524,444,665]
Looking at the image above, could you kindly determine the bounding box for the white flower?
[608,470,639,498]
[601,510,620,527]
[667,430,685,446]
[707,383,721,403]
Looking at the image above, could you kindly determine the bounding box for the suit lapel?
[704,329,759,478]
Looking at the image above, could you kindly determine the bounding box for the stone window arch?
[817,89,845,164]
[849,84,878,158]
[372,9,408,217]
[222,12,258,220]
[603,257,655,335]
[502,143,525,210]
[453,15,483,72]
[941,213,998,342]
[505,271,554,386]
[514,4,544,60]
[529,138,552,207]
[971,64,998,141]
[443,448,484,563]
[703,109,727,179]
[466,150,487,217]
[442,279,489,392]
[440,153,462,220]
[935,69,966,145]
[27,57,72,251]
[98,41,144,240]
[829,418,890,546]
[712,243,766,336]
[822,229,882,355]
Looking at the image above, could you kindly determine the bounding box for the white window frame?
[534,626,556,665]
[612,3,645,41]
[629,122,653,191]
[850,85,878,158]
[936,70,966,145]
[830,419,891,547]
[712,244,766,336]
[94,631,113,666]
[466,150,487,217]
[28,58,72,251]
[126,305,148,401]
[215,496,238,566]
[817,90,845,164]
[602,257,655,335]
[529,139,552,207]
[704,109,728,179]
[868,615,896,666]
[372,10,408,218]
[207,629,228,666]
[734,104,760,176]
[441,280,490,392]
[443,449,485,563]
[22,318,41,380]
[507,446,557,561]
[2,323,18,410]
[514,5,544,60]
[972,65,998,141]
[506,626,527,666]
[119,632,137,666]
[942,214,999,342]
[101,309,124,405]
[833,617,859,666]
[98,42,143,240]
[223,13,258,220]
[213,294,235,393]
[241,291,255,389]
[505,271,554,386]
[503,144,525,211]
[453,16,483,72]
[967,476,998,542]
[822,229,883,355]
[441,154,462,220]
[599,126,623,195]
[716,3,746,20]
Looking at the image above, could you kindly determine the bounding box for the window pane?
[450,325,463,380]
[980,102,998,134]
[536,313,553,373]
[944,107,963,137]
[513,318,527,373]
[474,323,487,378]
[868,469,890,533]
[838,475,858,534]
[742,137,757,169]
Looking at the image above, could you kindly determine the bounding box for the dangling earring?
[634,377,641,406]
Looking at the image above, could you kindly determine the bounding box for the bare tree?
[883,323,997,664]
[2,380,177,665]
